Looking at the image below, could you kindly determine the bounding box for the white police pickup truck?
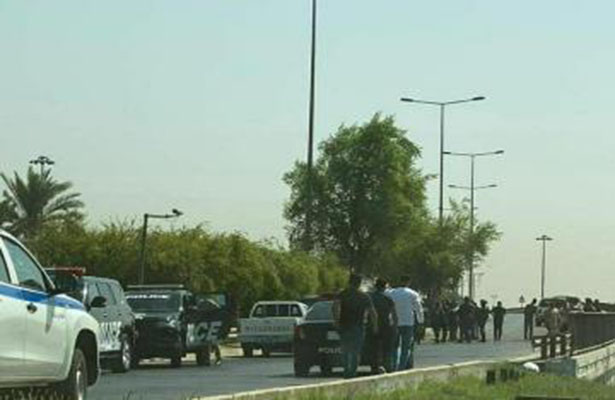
[239,301,308,357]
[0,230,100,400]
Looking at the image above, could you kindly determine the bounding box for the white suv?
[0,229,100,400]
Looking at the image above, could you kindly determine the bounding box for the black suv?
[46,268,138,373]
[125,285,232,368]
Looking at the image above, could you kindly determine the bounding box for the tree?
[284,113,428,274]
[0,167,84,238]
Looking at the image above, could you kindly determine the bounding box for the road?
[91,313,538,400]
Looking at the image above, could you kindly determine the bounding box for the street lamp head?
[172,208,183,217]
[400,97,414,103]
[495,150,504,155]
[472,96,486,101]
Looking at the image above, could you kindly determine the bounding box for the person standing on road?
[333,274,378,379]
[386,275,424,371]
[545,303,561,336]
[369,278,398,373]
[447,301,459,342]
[476,300,490,343]
[431,300,448,343]
[492,301,506,341]
[524,298,537,340]
[458,297,475,343]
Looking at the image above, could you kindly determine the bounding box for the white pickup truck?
[0,229,101,400]
[239,301,308,357]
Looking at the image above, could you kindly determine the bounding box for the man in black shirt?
[458,297,475,343]
[369,278,398,373]
[476,300,490,343]
[333,274,377,379]
[492,301,506,341]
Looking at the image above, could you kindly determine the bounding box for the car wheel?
[112,335,132,373]
[196,346,211,366]
[319,363,333,377]
[57,348,88,400]
[170,355,182,368]
[242,345,253,358]
[131,354,141,369]
[294,362,309,377]
[262,347,271,358]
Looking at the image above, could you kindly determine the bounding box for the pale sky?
[2,1,614,305]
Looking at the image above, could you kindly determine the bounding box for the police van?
[0,229,100,400]
[47,268,138,373]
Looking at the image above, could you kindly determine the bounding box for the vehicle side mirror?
[90,296,107,309]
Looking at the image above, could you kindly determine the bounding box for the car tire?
[262,347,271,358]
[242,345,253,358]
[57,347,88,400]
[196,346,211,366]
[111,334,132,373]
[319,363,333,377]
[131,354,140,369]
[170,355,182,368]
[294,362,309,377]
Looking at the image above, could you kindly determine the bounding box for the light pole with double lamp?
[138,208,183,285]
[29,155,55,175]
[536,234,553,299]
[446,149,503,300]
[399,96,485,224]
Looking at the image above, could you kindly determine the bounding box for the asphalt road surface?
[91,313,539,400]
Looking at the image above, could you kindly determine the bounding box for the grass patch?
[299,374,615,400]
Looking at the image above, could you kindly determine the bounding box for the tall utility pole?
[447,150,503,300]
[29,155,55,175]
[536,234,553,299]
[399,96,485,224]
[304,0,317,250]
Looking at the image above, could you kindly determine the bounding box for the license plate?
[327,331,340,340]
[318,347,341,354]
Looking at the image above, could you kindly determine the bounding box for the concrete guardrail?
[199,355,536,400]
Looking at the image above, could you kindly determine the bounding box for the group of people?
[332,274,423,379]
[332,273,517,379]
[430,297,507,344]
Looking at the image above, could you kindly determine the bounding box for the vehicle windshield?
[305,301,333,321]
[126,292,181,312]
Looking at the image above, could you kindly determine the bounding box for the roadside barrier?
[198,355,536,400]
[567,312,615,350]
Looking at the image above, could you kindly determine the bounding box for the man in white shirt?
[385,275,424,370]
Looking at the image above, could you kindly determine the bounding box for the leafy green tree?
[284,113,428,274]
[0,167,84,238]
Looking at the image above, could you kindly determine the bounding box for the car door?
[97,282,121,353]
[0,241,26,382]
[3,237,69,379]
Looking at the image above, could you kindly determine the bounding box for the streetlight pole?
[400,96,485,224]
[138,208,183,285]
[29,155,55,175]
[536,234,553,299]
[305,0,318,251]
[447,149,503,300]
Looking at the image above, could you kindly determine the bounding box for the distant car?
[0,230,100,400]
[293,301,375,377]
[535,296,582,329]
[125,285,232,368]
[46,268,137,373]
[239,301,308,357]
